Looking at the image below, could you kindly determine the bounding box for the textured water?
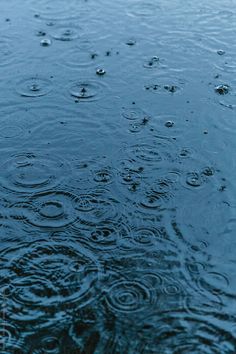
[1,0,236,353]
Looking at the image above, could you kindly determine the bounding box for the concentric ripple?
[121,105,149,121]
[16,77,52,97]
[68,80,107,102]
[1,241,101,320]
[0,153,67,194]
[13,190,80,228]
[105,280,153,313]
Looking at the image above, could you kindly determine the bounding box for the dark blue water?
[1,0,236,353]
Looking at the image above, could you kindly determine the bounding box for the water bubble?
[16,77,52,97]
[217,49,225,55]
[40,38,52,46]
[214,84,230,95]
[96,68,106,76]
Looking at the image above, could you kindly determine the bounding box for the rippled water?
[1,0,236,352]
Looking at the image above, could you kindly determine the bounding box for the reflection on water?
[1,0,236,352]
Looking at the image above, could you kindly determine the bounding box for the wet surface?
[0,0,236,353]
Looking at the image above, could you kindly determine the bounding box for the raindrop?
[69,80,106,101]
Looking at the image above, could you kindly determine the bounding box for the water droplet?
[40,38,52,46]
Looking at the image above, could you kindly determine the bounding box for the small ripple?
[0,152,68,194]
[121,105,149,121]
[16,77,52,97]
[29,0,87,21]
[74,191,119,226]
[76,219,130,252]
[60,47,101,70]
[50,26,80,41]
[0,125,24,139]
[127,2,160,17]
[124,138,175,165]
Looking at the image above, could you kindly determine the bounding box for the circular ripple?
[0,125,24,139]
[0,152,67,194]
[15,191,79,228]
[127,2,160,17]
[50,26,80,41]
[105,280,152,313]
[60,47,101,69]
[2,241,101,321]
[16,77,52,97]
[68,80,106,102]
